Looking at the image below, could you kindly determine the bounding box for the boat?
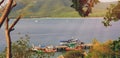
[65,45,83,51]
[31,45,56,53]
[30,39,92,53]
[59,39,90,51]
[44,45,57,52]
[60,39,80,45]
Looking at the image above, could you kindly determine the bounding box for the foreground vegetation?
[0,35,54,58]
[62,38,120,58]
[0,36,120,58]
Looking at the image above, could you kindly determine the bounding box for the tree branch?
[0,0,4,6]
[11,0,16,9]
[9,15,21,31]
[5,17,9,30]
[0,0,13,28]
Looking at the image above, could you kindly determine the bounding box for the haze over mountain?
[10,0,117,18]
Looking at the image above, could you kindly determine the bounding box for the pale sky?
[99,0,118,2]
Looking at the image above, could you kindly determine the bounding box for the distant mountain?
[10,0,117,18]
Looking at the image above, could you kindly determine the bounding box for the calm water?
[0,18,120,57]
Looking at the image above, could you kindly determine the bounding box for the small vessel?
[31,39,92,53]
[31,44,56,53]
[60,39,80,45]
[44,45,57,52]
[59,39,92,51]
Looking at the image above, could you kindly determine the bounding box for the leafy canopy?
[71,0,120,27]
[71,0,99,17]
[103,1,120,27]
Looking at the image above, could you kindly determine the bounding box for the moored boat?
[31,45,56,53]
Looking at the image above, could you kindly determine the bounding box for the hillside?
[10,0,117,18]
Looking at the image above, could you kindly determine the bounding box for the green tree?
[110,37,120,58]
[71,0,120,27]
[103,1,120,27]
[71,0,99,17]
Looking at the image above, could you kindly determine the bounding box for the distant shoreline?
[11,17,104,20]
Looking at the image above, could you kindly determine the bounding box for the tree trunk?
[4,16,21,58]
[5,30,12,58]
[0,0,20,58]
[5,18,12,58]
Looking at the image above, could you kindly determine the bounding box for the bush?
[63,50,85,58]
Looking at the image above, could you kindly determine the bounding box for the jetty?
[31,39,93,53]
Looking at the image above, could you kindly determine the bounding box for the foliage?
[0,35,54,58]
[70,0,120,27]
[0,50,6,58]
[111,37,120,51]
[63,50,85,58]
[71,0,99,17]
[103,1,120,27]
[11,35,31,58]
[110,37,120,58]
[87,39,113,58]
[87,38,120,58]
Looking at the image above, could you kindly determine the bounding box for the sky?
[99,0,118,2]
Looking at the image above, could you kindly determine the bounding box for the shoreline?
[15,17,104,20]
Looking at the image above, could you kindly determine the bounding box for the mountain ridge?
[10,0,117,18]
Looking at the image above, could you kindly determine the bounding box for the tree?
[71,0,120,27]
[0,0,21,58]
[71,0,99,17]
[102,1,120,27]
[110,37,120,58]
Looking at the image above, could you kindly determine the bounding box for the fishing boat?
[59,39,92,51]
[31,39,92,53]
[31,45,56,53]
[60,39,80,45]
